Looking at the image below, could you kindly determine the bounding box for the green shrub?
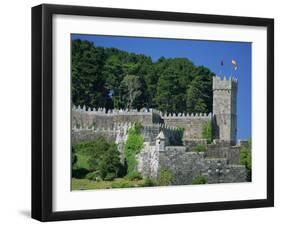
[97,144,123,180]
[104,172,116,181]
[124,124,144,177]
[85,171,100,181]
[72,137,124,181]
[240,139,252,181]
[134,122,143,133]
[142,178,157,187]
[192,175,207,184]
[126,171,142,181]
[74,137,110,156]
[111,181,134,188]
[157,168,172,186]
[202,120,213,143]
[71,147,77,168]
[72,168,89,179]
[192,144,206,152]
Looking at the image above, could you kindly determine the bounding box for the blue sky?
[71,34,252,140]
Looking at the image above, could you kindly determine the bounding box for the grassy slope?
[71,178,145,190]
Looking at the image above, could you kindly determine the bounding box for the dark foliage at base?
[72,137,126,181]
[192,175,207,184]
[240,139,252,182]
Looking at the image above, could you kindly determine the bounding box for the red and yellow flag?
[231,59,238,70]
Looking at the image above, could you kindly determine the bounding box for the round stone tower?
[212,76,238,144]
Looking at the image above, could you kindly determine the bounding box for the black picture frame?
[32,4,274,222]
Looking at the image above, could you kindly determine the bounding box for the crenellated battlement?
[141,123,182,131]
[72,105,155,115]
[213,76,237,90]
[72,105,211,119]
[213,75,238,82]
[161,112,212,118]
[72,121,133,131]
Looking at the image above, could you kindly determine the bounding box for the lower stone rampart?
[137,144,247,185]
[205,141,240,164]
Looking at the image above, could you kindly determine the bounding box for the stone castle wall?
[137,144,246,185]
[205,141,241,165]
[72,106,162,129]
[72,122,183,147]
[140,124,183,145]
[72,106,211,141]
[72,128,117,144]
[162,113,212,140]
[136,143,159,178]
[159,150,205,185]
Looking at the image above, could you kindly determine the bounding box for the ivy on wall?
[202,120,213,143]
[124,123,144,180]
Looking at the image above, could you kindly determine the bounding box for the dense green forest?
[72,39,215,113]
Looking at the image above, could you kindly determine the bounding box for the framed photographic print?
[32,4,274,221]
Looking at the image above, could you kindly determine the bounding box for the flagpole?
[220,60,223,78]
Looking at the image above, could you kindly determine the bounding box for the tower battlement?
[213,76,237,90]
